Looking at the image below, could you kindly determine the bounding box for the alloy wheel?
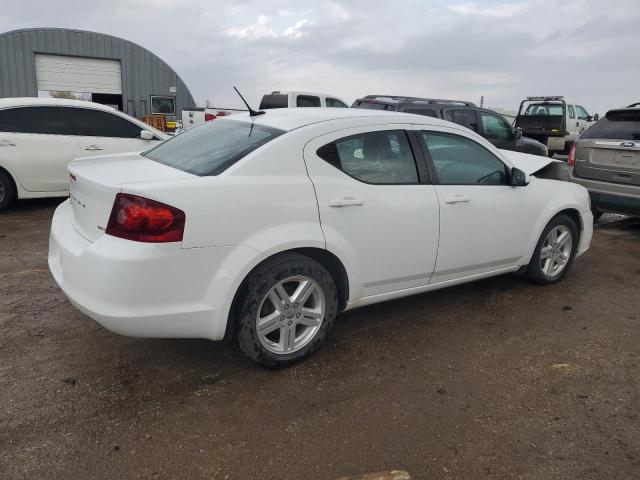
[540,225,573,277]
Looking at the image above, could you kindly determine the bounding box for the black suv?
[352,95,548,156]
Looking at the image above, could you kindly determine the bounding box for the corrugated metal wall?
[0,28,196,119]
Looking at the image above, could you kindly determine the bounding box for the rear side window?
[69,108,142,138]
[403,107,438,118]
[445,109,478,132]
[259,94,289,109]
[420,131,507,185]
[568,105,576,119]
[581,117,640,140]
[296,95,321,107]
[144,119,285,176]
[317,130,419,184]
[326,97,348,108]
[0,106,73,135]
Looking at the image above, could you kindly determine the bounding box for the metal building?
[0,28,195,120]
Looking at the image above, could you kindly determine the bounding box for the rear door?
[443,108,479,133]
[68,107,161,156]
[0,106,82,192]
[304,125,440,298]
[574,113,640,187]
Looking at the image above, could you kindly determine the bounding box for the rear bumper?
[48,200,231,340]
[569,169,640,216]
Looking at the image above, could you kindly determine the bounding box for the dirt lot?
[1,199,639,480]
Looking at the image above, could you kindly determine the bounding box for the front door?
[304,126,440,299]
[416,128,539,283]
[478,110,515,150]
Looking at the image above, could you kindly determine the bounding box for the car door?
[566,104,580,142]
[416,127,539,283]
[478,110,515,149]
[68,107,161,156]
[575,105,592,135]
[304,126,439,298]
[0,106,82,192]
[443,108,479,133]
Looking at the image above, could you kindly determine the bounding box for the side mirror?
[586,115,593,122]
[593,113,599,121]
[510,167,529,187]
[140,130,154,140]
[513,127,523,140]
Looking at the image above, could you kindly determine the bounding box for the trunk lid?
[573,139,640,186]
[68,152,194,242]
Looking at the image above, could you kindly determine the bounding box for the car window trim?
[415,129,511,186]
[316,129,429,186]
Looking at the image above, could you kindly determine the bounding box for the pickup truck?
[514,96,598,156]
[259,91,349,109]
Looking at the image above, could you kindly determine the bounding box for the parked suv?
[352,95,548,156]
[569,106,640,218]
[515,96,597,156]
[259,91,349,109]
[0,98,167,210]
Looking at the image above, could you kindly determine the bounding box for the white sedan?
[0,97,167,210]
[48,109,593,368]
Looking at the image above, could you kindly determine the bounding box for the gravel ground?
[1,199,639,480]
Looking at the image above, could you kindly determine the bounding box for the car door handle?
[0,140,16,146]
[329,197,364,207]
[84,145,104,151]
[444,194,470,204]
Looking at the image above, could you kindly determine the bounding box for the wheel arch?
[0,164,18,204]
[524,205,585,265]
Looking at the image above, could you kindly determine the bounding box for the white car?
[259,91,349,109]
[0,98,167,210]
[48,109,593,368]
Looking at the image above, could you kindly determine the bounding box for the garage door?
[35,54,122,94]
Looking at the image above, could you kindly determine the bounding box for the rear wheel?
[235,253,338,368]
[526,214,579,285]
[0,170,16,211]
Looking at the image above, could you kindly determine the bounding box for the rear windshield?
[143,120,285,176]
[259,94,288,109]
[353,101,393,110]
[523,103,564,115]
[581,118,640,140]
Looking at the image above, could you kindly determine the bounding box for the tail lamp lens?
[204,113,216,122]
[106,193,185,243]
[567,143,576,166]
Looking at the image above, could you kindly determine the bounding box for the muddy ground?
[1,199,639,480]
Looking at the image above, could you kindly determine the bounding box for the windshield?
[581,117,640,140]
[143,120,285,176]
[523,103,564,116]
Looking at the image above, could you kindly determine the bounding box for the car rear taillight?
[105,193,185,243]
[204,113,216,122]
[567,143,576,166]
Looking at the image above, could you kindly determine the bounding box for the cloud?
[447,2,524,17]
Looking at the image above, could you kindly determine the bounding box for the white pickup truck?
[259,91,349,109]
[514,96,598,156]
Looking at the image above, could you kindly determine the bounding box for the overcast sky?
[2,0,639,114]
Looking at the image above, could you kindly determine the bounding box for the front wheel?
[526,214,579,285]
[235,253,338,368]
[0,170,16,211]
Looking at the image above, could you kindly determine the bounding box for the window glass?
[151,96,176,115]
[480,112,512,140]
[326,98,348,108]
[404,107,438,118]
[0,106,73,135]
[353,101,390,110]
[144,119,285,176]
[296,95,321,107]
[259,94,288,109]
[317,130,419,184]
[576,106,589,120]
[420,132,507,185]
[445,109,478,131]
[523,103,564,115]
[568,105,575,119]
[69,108,143,138]
[581,117,640,140]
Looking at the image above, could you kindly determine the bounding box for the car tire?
[0,170,16,211]
[526,214,579,285]
[235,252,339,369]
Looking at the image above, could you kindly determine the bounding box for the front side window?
[445,109,478,132]
[420,131,508,185]
[316,130,419,184]
[144,119,285,176]
[296,95,321,107]
[326,98,348,108]
[68,108,143,138]
[151,96,176,115]
[0,106,73,135]
[480,112,512,140]
[576,106,589,120]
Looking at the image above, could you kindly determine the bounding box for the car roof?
[226,107,457,132]
[355,95,476,107]
[0,97,118,112]
[265,91,343,98]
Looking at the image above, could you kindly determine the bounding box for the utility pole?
[480,96,484,108]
